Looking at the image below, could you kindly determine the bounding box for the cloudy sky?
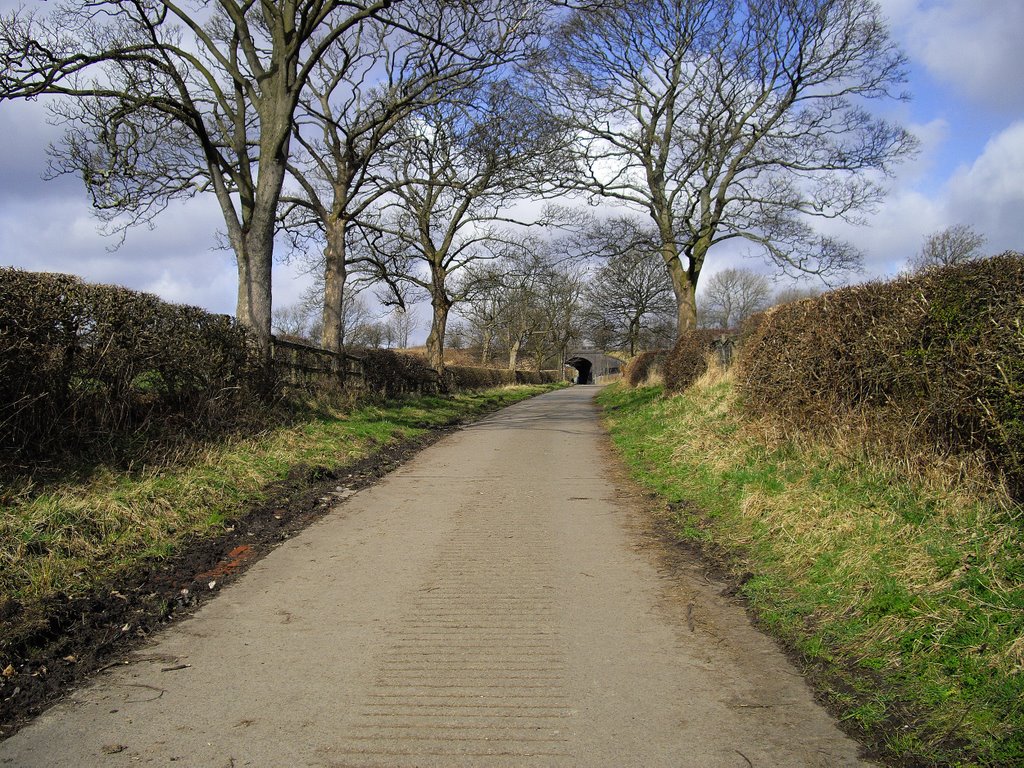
[1,0,1022,330]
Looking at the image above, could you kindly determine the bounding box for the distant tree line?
[2,0,919,373]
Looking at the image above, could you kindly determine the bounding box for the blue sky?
[1,0,1022,327]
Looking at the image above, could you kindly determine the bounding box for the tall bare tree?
[273,282,372,347]
[581,218,676,355]
[280,0,549,353]
[1,0,394,358]
[455,243,581,372]
[383,307,418,349]
[359,78,566,372]
[542,0,916,333]
[527,250,585,371]
[453,264,505,365]
[910,224,987,273]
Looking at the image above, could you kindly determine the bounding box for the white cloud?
[943,120,1024,252]
[2,0,1017,327]
[0,98,74,204]
[816,120,1024,275]
[896,117,950,187]
[0,96,316,317]
[1,169,240,309]
[814,187,942,277]
[887,0,1024,113]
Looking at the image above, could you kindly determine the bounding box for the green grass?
[598,374,1024,767]
[0,384,562,630]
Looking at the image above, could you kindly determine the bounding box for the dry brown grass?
[599,370,1024,764]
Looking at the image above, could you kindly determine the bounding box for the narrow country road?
[0,386,869,767]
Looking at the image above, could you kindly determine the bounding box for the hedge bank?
[1,270,563,471]
[739,253,1024,497]
[1,269,254,468]
[622,350,668,387]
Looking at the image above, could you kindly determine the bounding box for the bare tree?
[273,282,372,347]
[528,252,585,371]
[1,0,394,358]
[445,321,468,351]
[910,224,987,273]
[280,0,548,353]
[453,265,505,365]
[456,243,582,371]
[497,253,547,372]
[384,306,418,349]
[698,267,771,329]
[358,77,566,372]
[582,218,677,355]
[354,318,387,349]
[541,0,916,334]
[273,295,321,343]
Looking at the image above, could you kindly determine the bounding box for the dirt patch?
[0,425,458,741]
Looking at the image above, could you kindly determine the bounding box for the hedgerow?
[622,350,668,387]
[1,270,565,473]
[739,253,1024,497]
[1,269,254,469]
[446,365,560,389]
[663,329,729,393]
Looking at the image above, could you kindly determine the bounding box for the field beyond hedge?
[598,374,1024,767]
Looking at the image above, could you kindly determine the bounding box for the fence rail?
[270,337,366,389]
[269,338,562,396]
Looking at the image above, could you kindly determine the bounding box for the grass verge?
[597,373,1023,767]
[1,384,562,637]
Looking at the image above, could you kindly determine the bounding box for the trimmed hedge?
[338,355,560,397]
[447,365,560,390]
[1,269,564,470]
[353,348,442,400]
[623,350,668,387]
[663,330,726,393]
[1,269,254,465]
[740,253,1024,497]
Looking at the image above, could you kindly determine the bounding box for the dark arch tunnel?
[565,357,594,385]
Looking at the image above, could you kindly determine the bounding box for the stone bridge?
[564,349,622,384]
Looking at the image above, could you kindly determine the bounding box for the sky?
[1,0,1022,335]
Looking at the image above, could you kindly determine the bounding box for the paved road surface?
[0,386,870,767]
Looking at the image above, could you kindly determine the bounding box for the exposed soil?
[0,424,458,741]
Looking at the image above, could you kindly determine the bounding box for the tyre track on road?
[333,498,573,766]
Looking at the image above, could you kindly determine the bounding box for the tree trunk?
[663,242,698,334]
[321,222,348,352]
[674,280,698,333]
[508,335,522,371]
[234,126,290,365]
[233,221,275,364]
[654,209,703,336]
[628,315,641,356]
[481,328,491,365]
[425,297,451,373]
[235,251,252,333]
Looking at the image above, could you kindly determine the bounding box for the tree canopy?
[541,0,916,330]
[1,0,919,362]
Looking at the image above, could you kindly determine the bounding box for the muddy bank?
[0,426,456,740]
